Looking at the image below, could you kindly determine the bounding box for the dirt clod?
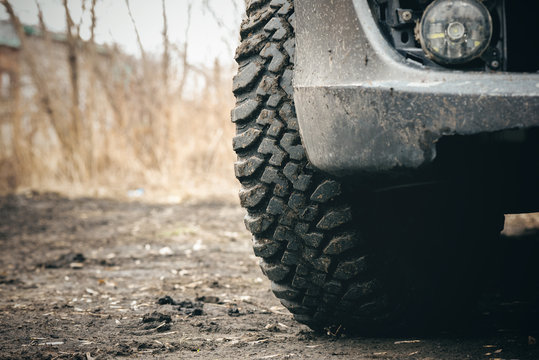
[227,305,241,317]
[157,296,177,305]
[142,312,172,324]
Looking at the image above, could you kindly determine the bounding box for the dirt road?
[0,192,538,359]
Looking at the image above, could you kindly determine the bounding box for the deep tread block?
[283,38,295,63]
[267,119,284,137]
[310,272,327,287]
[281,250,300,265]
[256,109,276,126]
[258,138,287,166]
[246,0,269,13]
[233,127,262,150]
[283,162,300,182]
[234,156,265,178]
[273,225,293,242]
[285,234,301,251]
[280,68,294,97]
[333,256,367,280]
[253,236,282,258]
[281,133,305,160]
[261,262,290,281]
[311,180,341,203]
[310,256,331,273]
[280,299,311,314]
[283,162,312,191]
[260,166,289,196]
[323,233,355,255]
[275,0,293,15]
[279,103,296,126]
[266,196,286,215]
[239,183,268,208]
[317,208,352,230]
[256,75,279,97]
[235,33,267,60]
[293,174,312,192]
[240,6,276,37]
[244,213,274,234]
[278,208,298,227]
[261,43,287,73]
[299,205,318,221]
[267,93,283,108]
[257,109,284,137]
[264,17,287,40]
[288,12,296,31]
[295,264,310,276]
[233,61,263,93]
[232,99,260,123]
[271,282,300,300]
[287,191,306,211]
[302,246,318,261]
[301,232,324,248]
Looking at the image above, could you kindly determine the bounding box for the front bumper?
[293,0,539,175]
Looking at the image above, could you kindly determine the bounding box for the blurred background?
[0,0,245,202]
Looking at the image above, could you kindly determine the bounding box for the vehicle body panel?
[293,0,539,175]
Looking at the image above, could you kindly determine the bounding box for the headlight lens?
[419,0,493,65]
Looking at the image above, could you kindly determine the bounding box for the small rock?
[227,306,241,317]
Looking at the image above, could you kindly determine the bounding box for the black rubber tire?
[232,0,391,332]
[232,0,503,333]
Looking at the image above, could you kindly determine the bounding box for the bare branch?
[162,0,169,90]
[89,0,97,43]
[75,0,88,39]
[124,0,146,64]
[63,0,85,177]
[34,0,51,43]
[177,2,193,101]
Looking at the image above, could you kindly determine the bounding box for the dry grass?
[0,1,239,202]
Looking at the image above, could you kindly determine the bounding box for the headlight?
[419,0,493,65]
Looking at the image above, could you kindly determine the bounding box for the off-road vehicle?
[232,0,538,333]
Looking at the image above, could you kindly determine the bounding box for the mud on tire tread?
[232,0,388,331]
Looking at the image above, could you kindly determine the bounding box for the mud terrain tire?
[232,0,392,331]
[232,0,502,333]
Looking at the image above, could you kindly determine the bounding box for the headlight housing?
[419,0,493,65]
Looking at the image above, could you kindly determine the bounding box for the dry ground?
[0,192,538,359]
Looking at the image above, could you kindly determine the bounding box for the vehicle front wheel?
[232,0,503,334]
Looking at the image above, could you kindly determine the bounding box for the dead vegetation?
[0,0,239,200]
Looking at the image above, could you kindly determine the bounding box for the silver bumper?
[293,0,539,174]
